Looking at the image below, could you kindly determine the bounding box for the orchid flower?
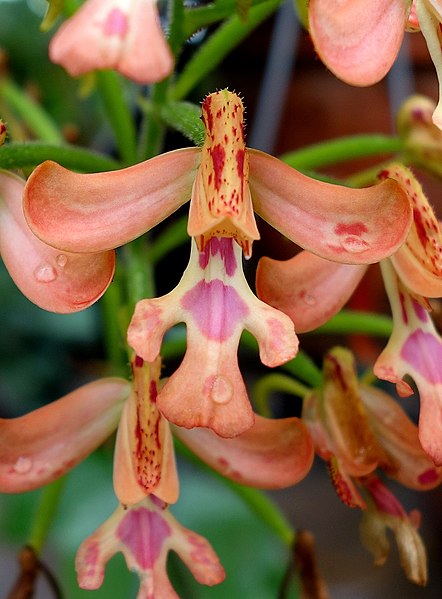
[0,170,115,313]
[49,0,173,84]
[302,347,440,584]
[257,163,442,463]
[0,354,314,501]
[308,0,442,128]
[76,495,226,598]
[23,90,412,436]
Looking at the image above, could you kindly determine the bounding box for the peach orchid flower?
[308,0,442,128]
[0,170,115,313]
[0,355,314,501]
[257,163,442,465]
[302,347,441,584]
[49,0,173,84]
[23,90,412,437]
[76,495,226,598]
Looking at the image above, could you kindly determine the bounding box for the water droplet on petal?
[13,456,32,474]
[339,236,370,254]
[303,293,316,306]
[34,264,57,283]
[56,254,67,268]
[209,375,233,404]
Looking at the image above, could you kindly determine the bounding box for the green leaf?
[161,101,204,146]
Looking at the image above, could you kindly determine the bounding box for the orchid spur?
[308,0,442,128]
[49,0,173,84]
[302,347,442,584]
[23,89,412,437]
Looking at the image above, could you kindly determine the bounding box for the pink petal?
[256,250,367,332]
[378,164,442,297]
[0,378,129,493]
[76,497,225,597]
[113,357,179,506]
[49,0,173,84]
[248,149,412,264]
[360,385,442,490]
[0,171,115,313]
[308,0,409,85]
[173,414,314,489]
[23,148,201,253]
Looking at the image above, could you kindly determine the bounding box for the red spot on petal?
[334,222,368,237]
[418,468,439,485]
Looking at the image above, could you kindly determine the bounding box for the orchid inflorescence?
[1,0,442,597]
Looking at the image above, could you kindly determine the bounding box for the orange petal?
[173,414,314,489]
[0,171,115,313]
[256,250,367,332]
[0,378,129,493]
[248,149,412,264]
[23,148,200,253]
[308,0,409,85]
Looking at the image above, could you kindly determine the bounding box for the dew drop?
[209,375,233,404]
[34,264,57,283]
[13,456,32,474]
[56,254,67,268]
[339,236,370,254]
[303,293,316,306]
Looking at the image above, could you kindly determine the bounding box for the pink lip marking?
[400,330,442,383]
[198,237,237,276]
[181,279,249,341]
[116,507,171,569]
[103,8,129,38]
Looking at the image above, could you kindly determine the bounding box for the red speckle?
[413,207,429,249]
[334,222,368,237]
[135,355,144,368]
[236,149,245,179]
[399,291,408,325]
[149,381,157,403]
[211,144,225,190]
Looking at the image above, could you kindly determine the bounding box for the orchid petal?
[308,0,409,85]
[173,414,314,489]
[416,0,442,128]
[76,497,225,598]
[378,164,442,297]
[0,378,129,493]
[187,90,260,257]
[23,148,201,253]
[49,0,173,84]
[128,239,298,437]
[113,357,179,506]
[248,149,412,264]
[256,250,367,332]
[375,260,442,465]
[0,171,115,313]
[360,385,442,490]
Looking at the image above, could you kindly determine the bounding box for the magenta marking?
[116,507,171,569]
[135,355,144,368]
[334,222,368,237]
[149,380,157,403]
[103,8,128,38]
[366,477,406,518]
[198,237,237,276]
[400,329,442,384]
[418,468,439,485]
[181,279,248,341]
[412,299,429,323]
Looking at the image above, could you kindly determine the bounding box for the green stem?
[279,135,403,172]
[175,438,295,546]
[314,310,393,337]
[150,215,190,264]
[100,274,128,377]
[172,0,281,101]
[0,80,63,144]
[95,71,137,165]
[139,81,169,160]
[254,373,309,417]
[27,478,66,556]
[0,142,120,171]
